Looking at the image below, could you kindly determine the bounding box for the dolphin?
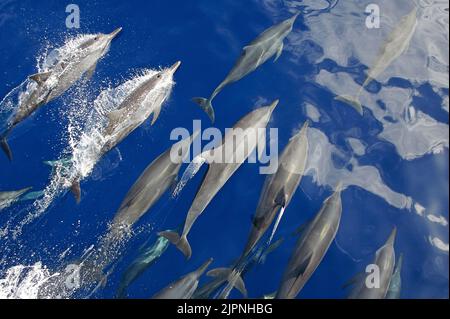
[347,227,397,299]
[276,185,343,299]
[203,121,309,293]
[335,7,418,114]
[116,234,170,298]
[192,13,299,122]
[0,28,122,161]
[66,61,182,203]
[385,253,403,299]
[80,131,195,286]
[242,120,309,258]
[0,187,32,210]
[152,258,213,299]
[159,99,280,259]
[111,130,198,230]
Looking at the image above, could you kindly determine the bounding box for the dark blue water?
[0,0,448,299]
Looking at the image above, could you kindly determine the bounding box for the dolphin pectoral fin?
[206,268,247,298]
[70,180,81,204]
[263,237,284,258]
[334,95,363,115]
[28,71,52,85]
[150,106,161,126]
[1,137,13,161]
[274,42,284,62]
[84,63,97,82]
[292,218,312,237]
[274,188,286,208]
[293,253,313,278]
[192,97,215,123]
[252,215,265,228]
[341,272,364,290]
[158,231,192,259]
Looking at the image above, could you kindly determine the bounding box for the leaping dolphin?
[347,227,397,299]
[276,185,343,299]
[192,13,299,122]
[335,8,418,114]
[0,28,122,161]
[160,100,280,259]
[64,61,181,203]
[152,258,213,299]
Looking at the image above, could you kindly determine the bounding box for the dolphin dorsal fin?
[274,42,284,62]
[293,252,313,278]
[84,62,98,82]
[274,187,286,208]
[28,71,52,85]
[150,106,161,125]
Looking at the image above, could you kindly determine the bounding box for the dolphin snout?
[269,99,280,112]
[168,61,182,74]
[109,27,122,39]
[386,227,397,246]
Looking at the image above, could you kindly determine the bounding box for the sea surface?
[0,0,448,299]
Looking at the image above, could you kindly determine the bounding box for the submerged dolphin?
[152,258,213,299]
[160,100,280,259]
[276,186,343,299]
[0,187,32,210]
[347,227,397,299]
[243,121,309,258]
[385,253,403,299]
[66,61,181,203]
[204,121,309,293]
[111,131,197,230]
[335,7,418,114]
[192,13,299,122]
[0,28,122,161]
[116,234,170,298]
[82,131,195,286]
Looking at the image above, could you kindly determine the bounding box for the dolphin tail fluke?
[158,230,192,259]
[334,95,363,115]
[192,97,215,123]
[1,137,13,161]
[70,180,81,204]
[206,268,248,298]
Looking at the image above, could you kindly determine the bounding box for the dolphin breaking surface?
[9,67,176,236]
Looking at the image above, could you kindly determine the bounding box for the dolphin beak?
[168,61,182,74]
[386,227,397,246]
[108,27,122,39]
[269,99,280,112]
[196,258,214,276]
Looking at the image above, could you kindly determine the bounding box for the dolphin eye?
[157,74,162,78]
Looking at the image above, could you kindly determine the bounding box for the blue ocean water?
[0,0,448,299]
